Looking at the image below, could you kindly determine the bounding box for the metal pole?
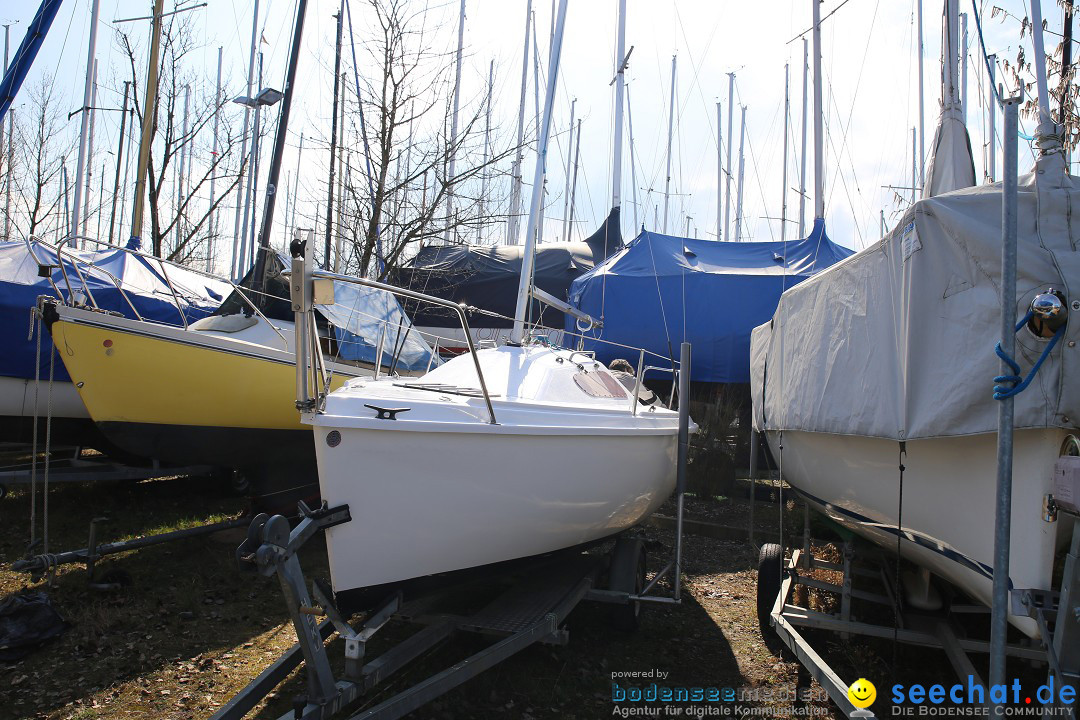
[560,98,575,243]
[443,0,466,244]
[674,341,691,601]
[290,133,303,233]
[1064,1,1074,169]
[567,118,581,243]
[612,0,626,211]
[129,0,166,251]
[961,12,968,124]
[735,106,746,242]
[118,104,134,241]
[71,0,101,245]
[207,47,222,272]
[231,0,260,272]
[781,63,789,242]
[479,59,493,243]
[512,0,568,341]
[108,81,131,244]
[239,53,264,277]
[662,55,676,234]
[1029,0,1053,130]
[799,38,808,238]
[749,430,759,547]
[989,87,1021,695]
[626,83,639,230]
[726,72,735,240]
[176,83,190,251]
[912,127,917,205]
[507,0,532,246]
[82,60,99,241]
[335,74,345,267]
[324,0,344,269]
[812,0,825,220]
[917,0,925,188]
[1,24,9,242]
[988,56,996,182]
[532,15,544,244]
[95,160,105,241]
[252,0,309,304]
[716,101,722,240]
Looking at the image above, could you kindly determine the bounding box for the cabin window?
[573,370,627,399]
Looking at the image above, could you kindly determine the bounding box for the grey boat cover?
[751,151,1080,441]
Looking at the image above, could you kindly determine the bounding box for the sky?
[0,0,1069,271]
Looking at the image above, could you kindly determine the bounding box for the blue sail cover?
[0,240,228,382]
[567,219,854,382]
[0,0,64,124]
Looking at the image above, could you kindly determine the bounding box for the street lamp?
[232,86,282,278]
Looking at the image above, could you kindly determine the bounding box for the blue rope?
[993,310,1065,399]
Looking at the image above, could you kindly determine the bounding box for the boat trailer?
[756,511,1080,716]
[209,501,675,720]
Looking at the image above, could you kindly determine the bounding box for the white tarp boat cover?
[923,105,976,198]
[751,152,1080,441]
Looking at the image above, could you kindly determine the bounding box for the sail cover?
[566,220,853,382]
[0,239,229,382]
[389,208,622,330]
[752,152,1080,441]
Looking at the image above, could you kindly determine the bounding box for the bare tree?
[6,75,73,241]
[117,9,244,264]
[336,0,518,279]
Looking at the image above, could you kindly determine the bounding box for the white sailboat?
[290,0,684,601]
[750,1,1078,638]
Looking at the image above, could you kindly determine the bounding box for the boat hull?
[766,428,1072,637]
[46,306,358,505]
[313,419,677,593]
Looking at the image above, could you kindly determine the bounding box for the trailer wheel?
[757,543,784,640]
[609,537,646,632]
[214,468,251,496]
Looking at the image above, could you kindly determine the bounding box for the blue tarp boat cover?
[567,219,855,383]
[0,239,229,382]
[390,208,622,330]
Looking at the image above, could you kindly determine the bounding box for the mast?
[2,25,10,242]
[1063,1,1074,168]
[532,13,544,243]
[230,0,260,270]
[560,98,575,244]
[129,0,165,250]
[917,0,925,189]
[252,0,308,303]
[82,60,98,239]
[812,0,825,220]
[512,0,568,341]
[735,105,746,241]
[626,83,639,230]
[716,100,721,240]
[566,117,581,243]
[118,102,135,241]
[987,55,996,181]
[911,127,917,204]
[781,63,789,242]
[960,12,968,123]
[799,37,808,238]
[1029,0,1053,132]
[612,0,626,211]
[507,0,532,246]
[335,72,345,267]
[290,133,304,232]
[324,0,344,269]
[207,47,221,271]
[71,0,101,245]
[443,0,466,244]
[944,0,959,109]
[108,81,131,244]
[479,59,493,243]
[662,55,676,234]
[238,53,264,276]
[176,82,190,250]
[725,72,735,238]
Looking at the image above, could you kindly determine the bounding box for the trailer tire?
[609,538,646,632]
[757,543,783,641]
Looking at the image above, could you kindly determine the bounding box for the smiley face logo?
[848,678,876,709]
